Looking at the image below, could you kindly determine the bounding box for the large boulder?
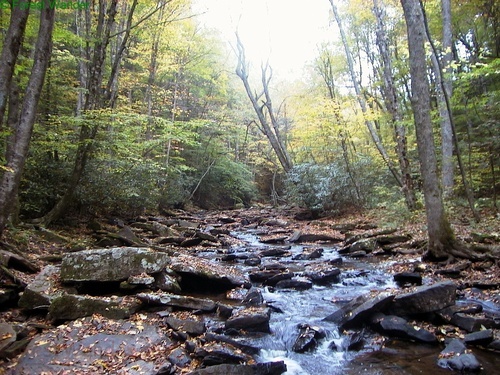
[60,247,170,283]
[387,281,456,316]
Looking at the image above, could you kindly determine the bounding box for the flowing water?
[221,229,500,375]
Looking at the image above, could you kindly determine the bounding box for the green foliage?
[192,158,257,209]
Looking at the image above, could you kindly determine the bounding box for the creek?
[196,228,500,375]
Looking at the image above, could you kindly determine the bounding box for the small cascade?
[231,229,397,374]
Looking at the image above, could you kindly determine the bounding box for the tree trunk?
[235,34,293,172]
[400,0,456,260]
[373,0,417,211]
[329,0,403,189]
[0,5,30,127]
[38,0,119,226]
[439,0,454,197]
[0,5,56,236]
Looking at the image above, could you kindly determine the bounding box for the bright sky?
[193,0,332,79]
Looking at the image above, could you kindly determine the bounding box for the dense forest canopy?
[0,0,498,256]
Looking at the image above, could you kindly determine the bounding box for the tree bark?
[0,5,30,127]
[373,0,417,211]
[0,5,56,236]
[439,0,454,197]
[401,0,456,260]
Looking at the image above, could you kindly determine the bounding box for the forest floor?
[0,204,499,373]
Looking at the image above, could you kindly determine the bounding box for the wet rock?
[349,250,367,258]
[216,303,233,319]
[463,329,494,346]
[264,272,294,287]
[225,306,271,333]
[341,293,395,330]
[436,305,498,332]
[60,247,170,283]
[204,333,260,355]
[165,316,206,336]
[294,233,342,243]
[168,346,192,368]
[137,292,216,312]
[343,330,365,351]
[292,324,326,353]
[18,265,64,310]
[388,281,456,316]
[371,313,438,343]
[249,269,285,283]
[170,254,251,291]
[194,342,250,366]
[324,294,370,324]
[292,247,323,260]
[258,248,291,257]
[244,256,261,266]
[437,338,481,372]
[324,293,395,330]
[259,236,288,244]
[393,272,423,286]
[275,277,313,290]
[187,361,287,375]
[48,294,141,321]
[304,265,341,284]
[487,339,500,351]
[243,287,264,306]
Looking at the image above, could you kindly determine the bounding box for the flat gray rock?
[13,317,169,375]
[60,247,170,282]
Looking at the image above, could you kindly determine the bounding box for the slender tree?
[235,34,293,172]
[0,5,30,127]
[372,0,417,210]
[401,0,473,261]
[0,4,56,236]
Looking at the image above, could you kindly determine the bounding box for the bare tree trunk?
[0,5,30,127]
[422,2,480,222]
[401,0,457,260]
[329,0,403,188]
[439,0,454,197]
[0,5,56,236]
[235,34,293,172]
[373,0,417,211]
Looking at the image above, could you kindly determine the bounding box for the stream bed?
[213,229,500,375]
